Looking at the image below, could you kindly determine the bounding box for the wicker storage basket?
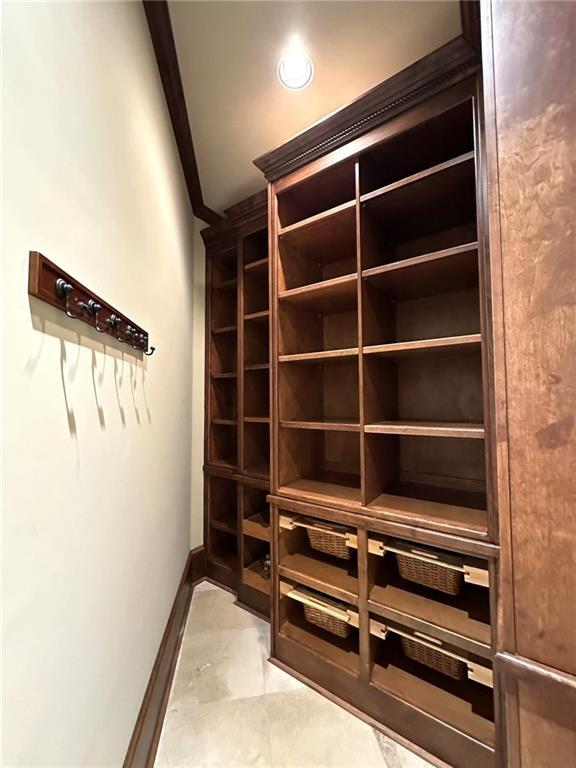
[396,553,463,596]
[303,603,351,639]
[401,636,466,680]
[306,526,351,560]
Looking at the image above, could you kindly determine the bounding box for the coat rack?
[28,251,155,355]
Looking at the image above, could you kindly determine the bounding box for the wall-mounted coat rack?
[28,251,155,355]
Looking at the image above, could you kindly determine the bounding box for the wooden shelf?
[279,199,355,241]
[211,519,237,536]
[212,418,237,427]
[361,152,475,208]
[363,334,481,359]
[243,560,271,594]
[279,478,361,508]
[212,371,237,379]
[244,463,270,480]
[279,274,358,313]
[367,492,487,536]
[214,277,238,290]
[362,243,479,299]
[279,348,358,364]
[209,459,237,471]
[279,618,359,677]
[244,310,269,322]
[245,416,270,424]
[209,552,236,572]
[244,257,268,273]
[280,419,360,432]
[212,324,237,335]
[279,553,358,605]
[365,421,485,439]
[369,584,491,657]
[244,362,269,371]
[243,513,270,542]
[371,658,494,748]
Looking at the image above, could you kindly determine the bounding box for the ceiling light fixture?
[277,36,314,91]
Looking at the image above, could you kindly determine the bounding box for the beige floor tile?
[188,586,265,634]
[373,732,435,768]
[155,694,272,768]
[170,626,266,705]
[264,687,386,767]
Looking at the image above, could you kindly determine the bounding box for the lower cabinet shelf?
[272,501,497,768]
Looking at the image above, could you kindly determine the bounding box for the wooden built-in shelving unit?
[262,67,499,768]
[203,192,271,616]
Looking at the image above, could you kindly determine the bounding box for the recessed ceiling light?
[277,36,314,91]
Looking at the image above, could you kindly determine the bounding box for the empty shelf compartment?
[243,421,270,479]
[209,528,238,571]
[277,159,356,228]
[244,367,269,418]
[242,485,270,541]
[279,427,361,507]
[208,475,238,533]
[242,535,271,594]
[209,423,237,468]
[365,434,487,534]
[279,357,359,428]
[210,377,237,421]
[244,318,269,367]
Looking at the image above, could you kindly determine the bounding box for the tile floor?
[155,581,435,768]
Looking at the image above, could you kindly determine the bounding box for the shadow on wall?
[27,296,152,438]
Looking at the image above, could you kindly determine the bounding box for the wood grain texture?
[487,0,576,673]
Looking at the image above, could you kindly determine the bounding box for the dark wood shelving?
[243,512,270,542]
[367,492,486,535]
[361,151,475,208]
[279,554,359,605]
[244,463,270,480]
[280,419,360,432]
[364,421,485,439]
[279,479,362,507]
[371,652,495,748]
[368,583,491,657]
[211,519,237,536]
[243,561,271,594]
[279,274,358,313]
[205,192,270,614]
[244,309,270,322]
[362,243,479,299]
[363,334,481,358]
[244,256,269,272]
[279,349,358,363]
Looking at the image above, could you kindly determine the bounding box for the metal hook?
[55,278,82,319]
[142,334,156,356]
[77,298,105,332]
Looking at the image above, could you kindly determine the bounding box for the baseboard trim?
[124,545,205,768]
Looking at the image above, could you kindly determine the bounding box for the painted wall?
[2,2,201,764]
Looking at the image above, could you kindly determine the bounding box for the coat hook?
[55,278,82,319]
[143,333,155,356]
[78,298,105,332]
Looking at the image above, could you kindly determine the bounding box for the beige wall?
[2,2,202,765]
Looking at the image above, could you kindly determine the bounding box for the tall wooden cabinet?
[203,191,272,618]
[203,3,575,766]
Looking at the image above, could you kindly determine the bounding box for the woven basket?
[401,636,466,680]
[306,527,351,560]
[303,603,351,639]
[396,553,463,596]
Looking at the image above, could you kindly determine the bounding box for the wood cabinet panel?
[484,0,576,672]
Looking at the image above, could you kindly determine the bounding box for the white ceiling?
[169,1,461,213]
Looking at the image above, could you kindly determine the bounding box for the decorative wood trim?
[200,189,268,248]
[253,36,479,182]
[142,0,222,225]
[496,652,576,701]
[123,546,205,768]
[460,0,482,52]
